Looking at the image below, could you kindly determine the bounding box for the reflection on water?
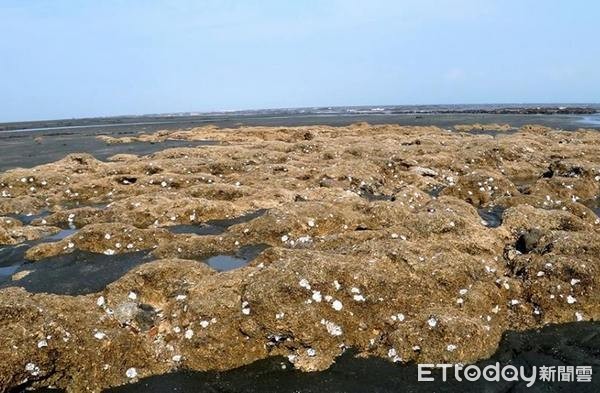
[206,244,269,272]
[0,228,78,282]
[2,250,152,295]
[578,115,600,126]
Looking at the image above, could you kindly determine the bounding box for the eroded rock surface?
[0,123,599,392]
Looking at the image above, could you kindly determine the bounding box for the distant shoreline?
[1,104,598,133]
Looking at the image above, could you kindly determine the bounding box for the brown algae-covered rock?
[0,123,598,391]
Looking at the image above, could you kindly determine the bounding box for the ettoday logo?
[418,363,593,387]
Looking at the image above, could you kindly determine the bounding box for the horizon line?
[2,101,599,125]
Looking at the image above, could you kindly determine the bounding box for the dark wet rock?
[135,304,158,331]
[515,228,548,254]
[360,191,394,202]
[478,205,506,228]
[426,185,445,198]
[166,223,223,236]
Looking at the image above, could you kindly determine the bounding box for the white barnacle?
[96,296,105,307]
[104,249,116,255]
[104,233,111,240]
[392,313,405,322]
[128,292,137,300]
[575,311,584,321]
[311,291,322,302]
[307,219,315,227]
[387,348,401,362]
[37,340,48,349]
[241,301,251,315]
[353,294,366,302]
[567,295,576,304]
[184,329,194,339]
[125,367,137,379]
[331,300,343,311]
[510,299,520,306]
[446,344,457,352]
[25,362,40,376]
[94,332,107,340]
[298,278,311,290]
[427,317,437,328]
[320,319,343,336]
[199,320,210,328]
[172,355,182,362]
[281,235,289,242]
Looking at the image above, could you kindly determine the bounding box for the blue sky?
[1,0,599,122]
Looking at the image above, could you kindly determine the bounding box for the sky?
[1,0,599,122]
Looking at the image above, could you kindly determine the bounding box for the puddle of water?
[102,321,599,393]
[0,226,82,284]
[3,250,152,295]
[5,210,49,225]
[45,228,78,241]
[206,255,248,271]
[0,243,30,281]
[206,244,269,272]
[477,205,505,228]
[0,264,19,277]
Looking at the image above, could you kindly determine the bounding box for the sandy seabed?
[0,123,599,392]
